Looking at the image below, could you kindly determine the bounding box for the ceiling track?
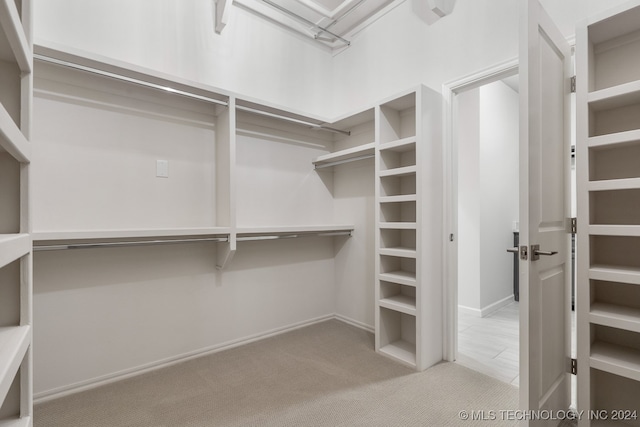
[260,0,351,46]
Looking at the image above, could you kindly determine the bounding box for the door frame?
[441,58,519,362]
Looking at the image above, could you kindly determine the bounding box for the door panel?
[520,0,572,423]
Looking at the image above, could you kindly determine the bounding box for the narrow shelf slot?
[591,341,640,382]
[379,136,416,152]
[378,271,416,287]
[379,222,417,230]
[379,195,417,204]
[589,129,640,149]
[379,247,416,258]
[591,303,640,333]
[590,265,640,285]
[378,306,416,367]
[379,341,417,367]
[378,165,417,178]
[588,80,640,112]
[589,225,640,236]
[0,326,30,405]
[589,178,640,191]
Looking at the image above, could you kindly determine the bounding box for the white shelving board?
[312,142,375,168]
[0,326,31,404]
[0,105,30,163]
[32,228,230,241]
[0,234,30,269]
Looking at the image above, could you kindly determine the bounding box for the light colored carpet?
[35,320,519,426]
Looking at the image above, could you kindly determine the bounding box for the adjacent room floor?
[34,320,519,427]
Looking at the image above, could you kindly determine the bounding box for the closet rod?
[236,230,352,242]
[260,0,351,46]
[314,154,375,169]
[34,54,229,107]
[33,236,229,251]
[236,105,351,136]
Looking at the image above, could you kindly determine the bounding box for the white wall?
[478,81,519,311]
[457,81,518,315]
[34,0,334,116]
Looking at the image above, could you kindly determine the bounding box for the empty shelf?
[379,340,416,367]
[0,104,30,163]
[312,143,375,168]
[379,247,417,258]
[589,225,640,236]
[588,80,640,111]
[32,228,230,241]
[590,341,640,382]
[0,234,31,269]
[379,222,416,230]
[588,177,640,191]
[0,0,32,72]
[379,136,416,152]
[237,225,353,236]
[0,326,31,405]
[589,129,640,149]
[590,303,640,333]
[590,265,640,285]
[378,165,417,178]
[379,195,417,203]
[379,271,416,287]
[379,295,416,316]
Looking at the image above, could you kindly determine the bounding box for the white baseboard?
[334,313,374,333]
[34,313,335,404]
[458,295,515,318]
[480,295,515,317]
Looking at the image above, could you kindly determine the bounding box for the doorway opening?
[453,72,521,386]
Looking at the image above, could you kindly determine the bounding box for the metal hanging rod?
[260,0,351,46]
[314,154,375,170]
[236,105,350,136]
[33,236,229,251]
[236,230,352,242]
[34,54,229,107]
[314,0,365,40]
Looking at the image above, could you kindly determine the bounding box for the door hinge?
[570,358,577,375]
[570,76,576,93]
[568,217,577,234]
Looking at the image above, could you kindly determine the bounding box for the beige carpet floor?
[35,320,519,426]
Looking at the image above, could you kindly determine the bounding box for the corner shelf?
[312,142,375,169]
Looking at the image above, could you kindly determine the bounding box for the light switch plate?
[156,160,169,178]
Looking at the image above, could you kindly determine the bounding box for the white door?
[519,0,572,423]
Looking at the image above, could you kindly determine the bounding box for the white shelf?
[588,80,640,111]
[379,247,416,258]
[0,416,31,427]
[0,0,32,72]
[236,225,354,236]
[379,195,417,203]
[379,136,416,152]
[379,222,416,230]
[32,227,230,242]
[589,129,640,149]
[0,234,30,270]
[379,295,416,316]
[588,177,640,191]
[0,104,30,163]
[379,340,416,367]
[591,303,640,333]
[589,225,640,236]
[379,271,416,287]
[590,265,640,285]
[378,165,417,178]
[591,341,640,382]
[312,142,375,168]
[0,326,30,405]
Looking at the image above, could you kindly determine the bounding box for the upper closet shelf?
[0,234,31,269]
[0,0,32,72]
[312,143,375,169]
[236,225,354,241]
[0,104,30,163]
[588,80,640,111]
[32,228,230,251]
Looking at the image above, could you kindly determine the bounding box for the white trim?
[441,58,518,363]
[480,295,515,317]
[457,305,481,317]
[34,314,335,404]
[33,313,374,404]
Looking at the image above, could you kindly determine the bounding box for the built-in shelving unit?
[374,86,442,371]
[0,0,33,424]
[577,2,640,424]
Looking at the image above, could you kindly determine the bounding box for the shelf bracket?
[214,0,233,34]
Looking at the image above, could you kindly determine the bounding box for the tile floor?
[457,302,520,386]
